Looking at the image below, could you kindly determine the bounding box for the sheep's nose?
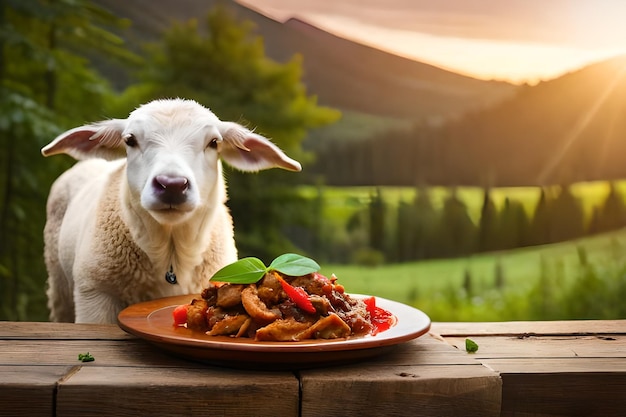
[153,175,189,205]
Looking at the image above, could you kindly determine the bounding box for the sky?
[238,0,626,85]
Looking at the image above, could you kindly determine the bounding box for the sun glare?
[536,61,626,183]
[302,13,626,85]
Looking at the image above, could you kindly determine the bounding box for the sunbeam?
[536,61,626,184]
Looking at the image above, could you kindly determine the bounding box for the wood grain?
[500,372,626,417]
[442,335,626,358]
[0,365,75,417]
[432,320,626,336]
[57,366,299,417]
[2,320,626,417]
[300,364,501,417]
[433,328,626,417]
[0,322,132,340]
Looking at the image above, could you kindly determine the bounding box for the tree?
[529,188,553,245]
[401,185,440,260]
[477,187,499,252]
[588,182,626,234]
[0,0,132,320]
[498,198,531,249]
[111,7,339,260]
[550,185,585,242]
[437,189,477,257]
[368,187,386,254]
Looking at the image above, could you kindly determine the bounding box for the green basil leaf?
[268,253,320,276]
[465,338,479,353]
[209,257,267,284]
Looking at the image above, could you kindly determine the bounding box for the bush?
[351,248,385,267]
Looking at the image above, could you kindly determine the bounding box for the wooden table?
[1,320,624,416]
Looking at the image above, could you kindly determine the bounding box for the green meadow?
[320,229,626,321]
[305,181,626,322]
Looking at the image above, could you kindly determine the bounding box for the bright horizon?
[238,0,626,85]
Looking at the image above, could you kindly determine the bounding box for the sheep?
[41,98,301,323]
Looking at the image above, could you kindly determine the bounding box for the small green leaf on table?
[78,352,95,362]
[465,338,479,353]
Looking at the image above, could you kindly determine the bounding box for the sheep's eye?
[124,134,138,148]
[208,138,219,150]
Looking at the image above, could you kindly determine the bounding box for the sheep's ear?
[41,119,127,161]
[218,122,302,172]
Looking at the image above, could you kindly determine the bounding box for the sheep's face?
[122,101,226,225]
[41,98,302,226]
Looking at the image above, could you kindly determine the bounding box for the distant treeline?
[302,183,626,265]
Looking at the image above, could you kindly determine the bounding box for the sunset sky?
[238,0,626,85]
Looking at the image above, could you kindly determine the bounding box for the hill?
[91,0,516,121]
[439,55,626,186]
[312,55,626,186]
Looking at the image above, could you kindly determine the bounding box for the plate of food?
[118,254,431,369]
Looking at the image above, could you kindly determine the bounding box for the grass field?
[298,181,626,321]
[319,228,626,321]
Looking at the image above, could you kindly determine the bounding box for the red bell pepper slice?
[172,304,188,326]
[276,274,316,314]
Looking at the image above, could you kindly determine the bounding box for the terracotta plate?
[118,294,431,369]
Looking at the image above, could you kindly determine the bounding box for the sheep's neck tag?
[165,266,177,285]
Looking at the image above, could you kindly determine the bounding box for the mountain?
[92,0,516,121]
[311,55,626,186]
[440,55,626,186]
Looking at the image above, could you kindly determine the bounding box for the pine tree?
[498,198,531,249]
[529,188,553,245]
[550,184,585,242]
[477,187,499,252]
[411,186,440,260]
[437,189,477,257]
[368,187,386,254]
[588,182,626,234]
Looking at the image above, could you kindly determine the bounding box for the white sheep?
[42,98,301,323]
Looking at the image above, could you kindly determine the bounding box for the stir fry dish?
[172,270,395,342]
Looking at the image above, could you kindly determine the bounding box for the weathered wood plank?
[483,357,626,373]
[432,320,626,336]
[57,366,299,417]
[443,335,626,358]
[300,364,502,417]
[359,335,483,366]
[0,322,131,340]
[499,372,626,417]
[0,365,75,417]
[0,340,195,367]
[0,334,475,368]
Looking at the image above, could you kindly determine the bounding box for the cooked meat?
[337,299,373,336]
[256,273,284,304]
[294,313,351,340]
[290,274,326,296]
[186,299,209,331]
[207,314,250,336]
[309,295,331,316]
[216,284,244,308]
[201,284,218,305]
[255,318,312,341]
[241,284,282,323]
